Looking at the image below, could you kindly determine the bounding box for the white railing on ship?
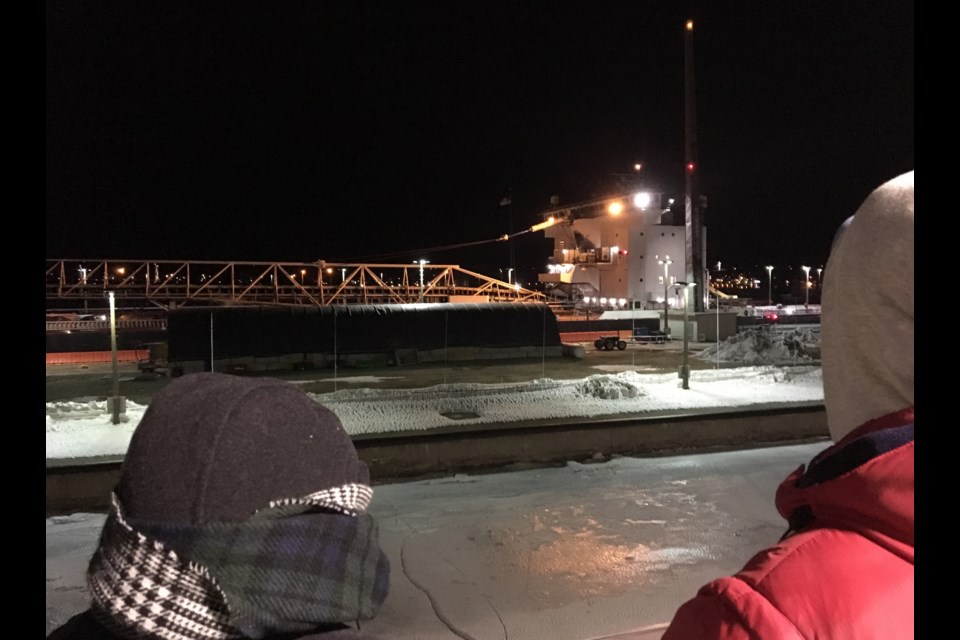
[45,319,167,332]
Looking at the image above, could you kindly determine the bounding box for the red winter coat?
[662,407,914,640]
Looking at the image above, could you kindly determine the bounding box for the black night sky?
[46,1,913,279]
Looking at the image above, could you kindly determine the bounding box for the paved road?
[43,339,741,405]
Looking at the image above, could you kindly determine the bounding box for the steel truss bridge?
[46,259,544,313]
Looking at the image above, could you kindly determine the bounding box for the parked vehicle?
[594,335,627,351]
[137,342,172,375]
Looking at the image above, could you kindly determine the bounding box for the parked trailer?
[632,327,669,344]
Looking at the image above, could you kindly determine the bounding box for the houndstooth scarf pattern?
[88,486,388,640]
[267,483,372,516]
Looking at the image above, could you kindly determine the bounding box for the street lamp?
[674,281,696,389]
[766,265,774,305]
[657,254,673,334]
[418,259,429,289]
[802,266,811,306]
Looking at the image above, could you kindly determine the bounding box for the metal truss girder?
[46,259,544,309]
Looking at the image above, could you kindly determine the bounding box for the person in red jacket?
[662,170,914,640]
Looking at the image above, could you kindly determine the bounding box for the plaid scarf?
[88,489,389,640]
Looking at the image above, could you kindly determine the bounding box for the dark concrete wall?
[168,303,563,361]
[47,405,828,515]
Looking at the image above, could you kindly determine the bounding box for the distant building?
[536,192,705,311]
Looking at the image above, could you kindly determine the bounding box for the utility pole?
[684,19,706,312]
[677,282,694,389]
[501,189,515,282]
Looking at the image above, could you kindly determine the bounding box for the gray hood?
[821,170,914,441]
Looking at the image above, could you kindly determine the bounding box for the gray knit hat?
[85,373,388,640]
[118,371,369,522]
[821,170,914,442]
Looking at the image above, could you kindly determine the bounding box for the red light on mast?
[686,162,696,173]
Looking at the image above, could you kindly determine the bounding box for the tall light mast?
[684,18,706,312]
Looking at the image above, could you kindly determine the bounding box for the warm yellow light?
[607,201,624,215]
[530,217,558,232]
[326,267,333,274]
[686,20,694,31]
[116,267,125,276]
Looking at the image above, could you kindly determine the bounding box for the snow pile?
[696,328,820,365]
[313,367,823,435]
[575,372,647,400]
[46,398,146,430]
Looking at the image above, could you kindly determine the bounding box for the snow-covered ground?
[46,329,825,460]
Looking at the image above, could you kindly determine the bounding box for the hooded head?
[821,171,914,442]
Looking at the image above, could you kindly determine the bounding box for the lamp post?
[714,293,720,371]
[108,292,124,424]
[675,281,695,389]
[657,254,673,334]
[802,265,811,306]
[766,265,774,305]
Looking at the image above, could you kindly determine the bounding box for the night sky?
[46,1,913,279]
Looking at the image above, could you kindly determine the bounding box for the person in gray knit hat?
[48,372,390,640]
[662,170,914,639]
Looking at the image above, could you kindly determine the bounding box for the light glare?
[633,192,652,209]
